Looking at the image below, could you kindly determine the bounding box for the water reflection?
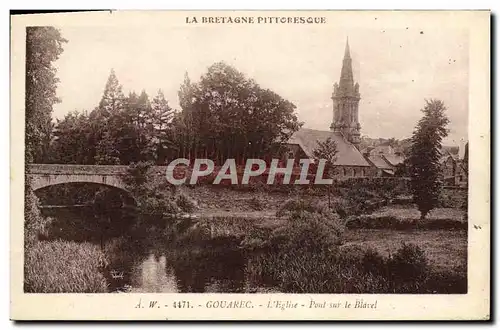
[130,254,179,293]
[114,247,249,293]
[41,208,274,293]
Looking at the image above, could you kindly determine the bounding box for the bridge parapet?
[27,164,167,176]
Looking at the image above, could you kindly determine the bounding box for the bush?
[361,248,387,276]
[123,161,154,187]
[341,186,385,216]
[346,215,467,230]
[272,211,346,251]
[249,196,265,211]
[424,268,467,293]
[124,162,179,215]
[245,240,465,293]
[387,242,429,282]
[276,198,327,217]
[140,194,179,215]
[24,178,48,246]
[176,193,197,213]
[24,240,109,293]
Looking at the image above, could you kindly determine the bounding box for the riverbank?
[25,209,467,294]
[25,181,468,294]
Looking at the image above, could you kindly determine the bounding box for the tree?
[25,27,67,163]
[25,27,66,246]
[174,62,302,164]
[98,69,125,115]
[151,89,175,163]
[407,99,450,220]
[134,90,156,161]
[312,137,338,209]
[94,131,121,165]
[93,70,126,164]
[48,72,179,165]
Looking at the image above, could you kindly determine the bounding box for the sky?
[52,24,469,147]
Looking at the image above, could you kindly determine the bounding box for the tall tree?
[151,89,174,163]
[24,27,66,246]
[175,62,302,164]
[132,90,156,162]
[98,69,125,116]
[25,27,67,163]
[49,75,179,165]
[313,137,338,209]
[408,99,450,220]
[93,70,126,164]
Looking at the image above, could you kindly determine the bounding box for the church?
[286,39,378,178]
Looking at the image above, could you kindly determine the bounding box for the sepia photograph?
[10,10,490,320]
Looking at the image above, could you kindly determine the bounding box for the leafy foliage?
[25,27,67,163]
[176,193,197,213]
[24,27,66,245]
[49,62,301,167]
[387,242,429,282]
[274,198,346,249]
[163,62,302,163]
[24,178,47,246]
[312,137,338,167]
[407,99,450,219]
[276,198,327,217]
[123,161,179,215]
[312,137,338,208]
[247,240,464,293]
[51,74,172,165]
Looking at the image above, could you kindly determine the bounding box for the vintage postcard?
[10,10,490,320]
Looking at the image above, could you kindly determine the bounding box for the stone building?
[286,39,377,177]
[440,148,468,187]
[361,145,405,176]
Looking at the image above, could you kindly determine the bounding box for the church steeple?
[330,38,361,146]
[344,37,351,59]
[339,37,355,96]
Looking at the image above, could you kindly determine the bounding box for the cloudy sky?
[52,23,468,146]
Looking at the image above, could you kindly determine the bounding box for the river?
[41,207,278,293]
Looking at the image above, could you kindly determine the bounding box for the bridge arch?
[29,173,129,192]
[32,181,138,207]
[25,164,165,207]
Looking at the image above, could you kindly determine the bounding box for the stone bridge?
[26,164,167,192]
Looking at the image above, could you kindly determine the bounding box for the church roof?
[287,128,372,167]
[367,155,393,170]
[382,154,404,166]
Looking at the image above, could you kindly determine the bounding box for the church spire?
[331,38,361,146]
[344,37,351,59]
[339,38,354,95]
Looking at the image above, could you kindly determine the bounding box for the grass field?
[367,205,466,222]
[343,229,467,272]
[189,203,468,275]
